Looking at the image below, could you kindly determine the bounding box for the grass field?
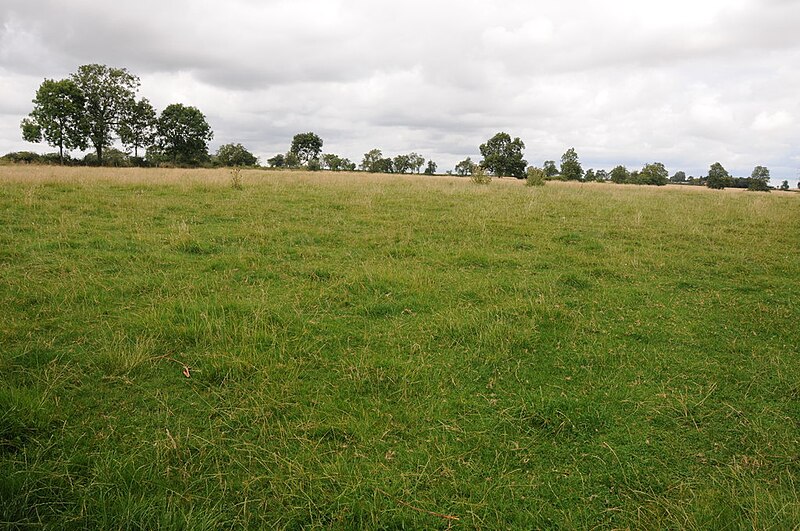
[1,166,799,529]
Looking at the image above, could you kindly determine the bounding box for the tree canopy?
[216,143,258,167]
[479,132,527,178]
[156,104,213,165]
[71,64,140,165]
[21,78,86,164]
[560,148,584,181]
[290,132,323,165]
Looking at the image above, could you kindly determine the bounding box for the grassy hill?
[1,167,798,528]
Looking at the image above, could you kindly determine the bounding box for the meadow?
[1,166,798,529]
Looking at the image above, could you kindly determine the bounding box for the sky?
[1,0,799,186]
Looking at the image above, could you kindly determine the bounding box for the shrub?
[470,167,492,185]
[525,166,546,187]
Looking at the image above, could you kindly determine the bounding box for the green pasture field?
[1,166,798,528]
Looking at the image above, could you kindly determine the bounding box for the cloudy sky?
[2,0,799,184]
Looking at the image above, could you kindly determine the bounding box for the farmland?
[1,166,799,528]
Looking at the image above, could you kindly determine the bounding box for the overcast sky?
[2,0,799,184]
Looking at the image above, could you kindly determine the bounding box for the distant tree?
[307,158,321,171]
[156,103,213,165]
[746,165,770,191]
[83,147,130,167]
[216,143,258,166]
[670,171,686,183]
[409,152,425,173]
[284,151,301,168]
[361,149,384,172]
[584,168,596,182]
[543,160,559,178]
[267,154,285,168]
[321,153,341,171]
[595,169,608,182]
[20,78,86,164]
[560,148,583,181]
[479,132,527,178]
[118,97,156,159]
[706,162,731,189]
[393,154,412,174]
[455,157,477,176]
[290,132,323,165]
[780,180,790,191]
[609,165,630,184]
[71,64,139,166]
[639,162,669,186]
[424,160,437,175]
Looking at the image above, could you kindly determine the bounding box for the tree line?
[19,64,214,167]
[13,66,793,191]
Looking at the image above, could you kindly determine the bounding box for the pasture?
[1,166,798,528]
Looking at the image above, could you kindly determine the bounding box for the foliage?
[409,152,426,173]
[583,168,596,182]
[543,160,559,178]
[706,162,731,189]
[156,104,214,166]
[636,162,669,186]
[747,166,771,191]
[479,132,527,178]
[560,147,584,181]
[118,98,156,158]
[595,169,607,182]
[290,132,323,165]
[393,154,412,174]
[83,147,130,167]
[361,149,384,172]
[71,64,140,165]
[216,143,258,167]
[670,171,687,183]
[424,160,437,175]
[267,154,286,168]
[20,78,86,164]
[470,166,491,184]
[779,180,790,191]
[609,165,630,184]
[455,157,478,176]
[525,166,546,186]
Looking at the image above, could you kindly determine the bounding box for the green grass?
[1,168,799,529]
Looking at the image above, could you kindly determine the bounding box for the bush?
[525,166,546,187]
[470,167,492,185]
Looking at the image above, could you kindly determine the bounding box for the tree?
[118,98,156,159]
[290,132,323,165]
[71,64,139,165]
[779,180,790,191]
[156,103,213,165]
[424,160,437,175]
[267,154,285,168]
[584,168,596,182]
[670,171,686,183]
[543,160,559,178]
[361,149,384,172]
[639,162,669,186]
[216,143,258,166]
[409,153,425,173]
[20,78,86,164]
[560,148,583,181]
[393,154,412,174]
[595,169,608,182]
[479,132,527,178]
[706,162,731,189]
[609,165,629,184]
[747,165,770,191]
[455,157,477,176]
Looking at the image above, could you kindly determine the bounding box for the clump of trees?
[20,64,215,167]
